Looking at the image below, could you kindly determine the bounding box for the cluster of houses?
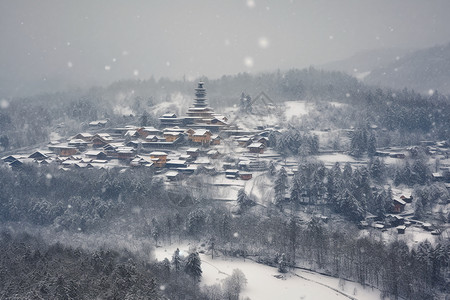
[1,82,280,182]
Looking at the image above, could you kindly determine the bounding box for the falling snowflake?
[122,50,129,56]
[396,56,400,60]
[224,39,230,46]
[353,68,358,72]
[66,42,71,46]
[247,0,255,8]
[428,89,434,96]
[67,61,73,68]
[0,99,10,109]
[166,61,171,67]
[233,232,239,238]
[244,56,254,68]
[159,285,166,291]
[46,173,52,180]
[258,37,269,49]
[133,69,139,76]
[346,93,351,98]
[329,35,334,40]
[112,58,117,62]
[105,65,111,71]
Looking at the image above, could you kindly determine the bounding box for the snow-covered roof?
[193,129,212,136]
[247,142,264,148]
[150,151,167,156]
[85,150,105,156]
[187,148,200,152]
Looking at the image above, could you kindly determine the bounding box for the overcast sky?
[1,0,450,97]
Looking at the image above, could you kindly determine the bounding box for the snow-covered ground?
[154,243,388,300]
[284,101,311,120]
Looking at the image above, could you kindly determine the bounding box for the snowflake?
[105,65,111,71]
[0,99,9,109]
[428,89,434,96]
[133,69,139,76]
[258,37,269,49]
[67,61,73,68]
[247,0,255,8]
[244,56,254,68]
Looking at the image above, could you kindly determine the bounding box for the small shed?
[247,142,265,154]
[392,198,406,213]
[396,225,406,234]
[239,172,252,180]
[225,169,239,179]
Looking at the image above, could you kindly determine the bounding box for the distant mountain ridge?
[364,42,450,95]
[319,48,414,78]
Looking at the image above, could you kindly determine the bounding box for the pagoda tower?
[193,81,208,108]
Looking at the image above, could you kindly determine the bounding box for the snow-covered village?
[1,1,450,300]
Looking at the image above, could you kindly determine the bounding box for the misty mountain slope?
[364,42,450,94]
[319,48,413,78]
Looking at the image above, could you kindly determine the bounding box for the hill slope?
[364,42,450,94]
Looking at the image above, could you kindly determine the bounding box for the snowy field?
[154,244,388,300]
[284,101,311,120]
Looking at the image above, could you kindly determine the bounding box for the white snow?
[154,244,388,300]
[284,101,310,120]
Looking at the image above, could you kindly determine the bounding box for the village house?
[89,120,108,127]
[91,133,114,148]
[150,151,168,168]
[207,149,220,159]
[48,145,78,156]
[392,198,406,213]
[165,159,188,169]
[166,171,181,181]
[71,132,93,141]
[239,172,252,180]
[247,142,265,154]
[189,129,212,145]
[130,156,153,167]
[117,147,135,160]
[68,139,89,150]
[186,148,200,159]
[85,150,108,160]
[210,135,221,145]
[225,169,239,179]
[164,131,183,142]
[28,151,50,161]
[137,127,161,138]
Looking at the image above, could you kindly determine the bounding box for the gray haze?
[1,0,450,98]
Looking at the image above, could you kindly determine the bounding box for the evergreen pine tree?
[274,167,288,208]
[184,252,202,282]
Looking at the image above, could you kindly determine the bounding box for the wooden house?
[150,151,168,168]
[207,149,220,159]
[189,129,212,144]
[237,137,252,147]
[247,142,265,154]
[166,171,181,181]
[165,159,188,169]
[137,127,161,138]
[392,198,406,213]
[130,156,153,167]
[186,148,200,159]
[49,145,78,157]
[239,172,252,180]
[163,132,182,142]
[124,130,140,139]
[92,133,113,148]
[71,132,93,141]
[225,169,239,179]
[210,135,221,145]
[85,150,107,160]
[117,147,134,160]
[28,151,49,161]
[68,139,89,150]
[89,120,108,127]
[396,225,406,234]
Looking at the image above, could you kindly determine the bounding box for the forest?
[0,67,449,299]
